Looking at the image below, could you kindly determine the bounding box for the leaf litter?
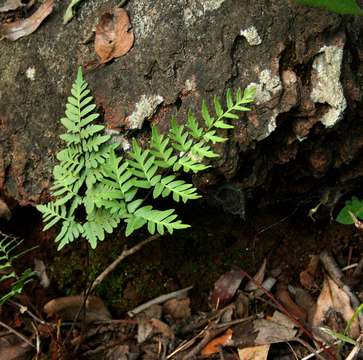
[94,7,134,64]
[2,248,363,359]
[0,0,53,40]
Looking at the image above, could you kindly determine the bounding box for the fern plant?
[37,67,254,250]
[0,233,35,305]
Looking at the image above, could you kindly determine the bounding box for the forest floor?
[1,196,363,360]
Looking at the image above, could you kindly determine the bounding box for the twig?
[0,320,35,349]
[241,270,336,360]
[345,334,363,360]
[300,340,340,360]
[320,250,363,330]
[182,325,230,360]
[91,234,161,292]
[128,285,193,317]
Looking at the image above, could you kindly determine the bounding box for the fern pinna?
[37,67,254,250]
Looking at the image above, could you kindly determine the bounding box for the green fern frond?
[83,210,120,249]
[37,66,254,249]
[150,127,177,168]
[125,206,189,237]
[153,175,201,203]
[0,234,35,305]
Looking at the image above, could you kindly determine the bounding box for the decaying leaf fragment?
[44,295,111,323]
[95,7,134,64]
[0,0,24,12]
[0,0,53,41]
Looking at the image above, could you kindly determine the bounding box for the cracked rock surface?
[0,0,362,206]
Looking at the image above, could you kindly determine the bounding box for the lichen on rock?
[126,94,164,129]
[310,44,347,128]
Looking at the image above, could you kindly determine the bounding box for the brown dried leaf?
[238,344,270,360]
[275,287,307,322]
[163,297,191,322]
[245,258,266,291]
[201,328,233,356]
[300,255,320,289]
[209,269,245,309]
[95,7,134,64]
[311,275,360,338]
[0,0,53,41]
[233,319,297,347]
[43,295,111,323]
[0,0,23,12]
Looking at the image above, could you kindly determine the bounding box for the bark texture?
[0,0,362,206]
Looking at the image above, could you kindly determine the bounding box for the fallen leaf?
[270,311,296,329]
[233,319,297,347]
[311,275,360,339]
[235,292,249,318]
[0,0,53,41]
[201,328,233,356]
[163,297,191,322]
[275,287,307,322]
[0,0,23,12]
[238,344,270,360]
[43,295,111,323]
[300,255,319,290]
[95,7,134,64]
[245,259,266,291]
[0,199,11,220]
[209,269,245,309]
[150,318,175,339]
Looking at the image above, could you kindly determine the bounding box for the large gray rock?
[0,0,362,205]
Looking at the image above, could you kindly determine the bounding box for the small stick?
[128,285,193,317]
[0,320,35,349]
[300,340,340,360]
[91,234,161,292]
[345,335,363,360]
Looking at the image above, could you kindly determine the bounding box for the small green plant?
[37,68,254,250]
[0,233,35,305]
[336,196,363,225]
[295,0,363,15]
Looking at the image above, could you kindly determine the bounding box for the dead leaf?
[150,318,175,339]
[201,328,233,356]
[0,0,53,41]
[233,319,297,347]
[275,287,307,322]
[235,292,249,318]
[163,297,191,322]
[238,344,270,360]
[270,311,296,329]
[0,199,11,220]
[43,295,111,323]
[245,258,266,291]
[0,335,33,360]
[300,255,319,289]
[209,269,245,309]
[0,0,23,12]
[311,275,360,339]
[95,7,134,64]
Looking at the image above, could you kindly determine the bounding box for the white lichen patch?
[184,77,197,92]
[246,69,282,140]
[240,26,262,46]
[247,69,282,105]
[25,66,36,81]
[200,0,226,11]
[183,0,226,26]
[127,95,164,129]
[310,45,346,128]
[105,129,131,151]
